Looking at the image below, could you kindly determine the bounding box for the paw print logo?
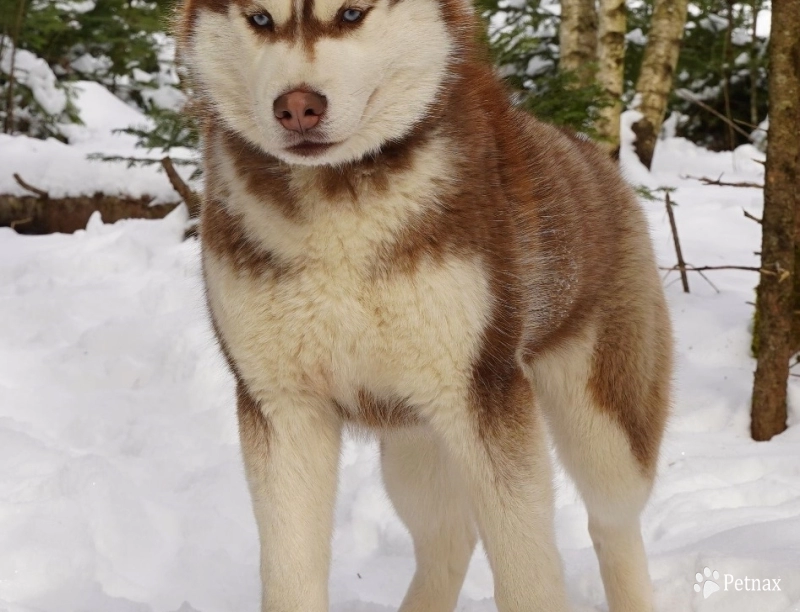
[694,567,720,599]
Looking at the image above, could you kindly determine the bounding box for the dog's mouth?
[286,141,337,156]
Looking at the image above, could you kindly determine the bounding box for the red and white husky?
[179,0,672,608]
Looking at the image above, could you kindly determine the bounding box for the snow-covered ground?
[1,111,799,612]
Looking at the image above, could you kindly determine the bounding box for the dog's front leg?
[429,369,569,612]
[237,382,342,612]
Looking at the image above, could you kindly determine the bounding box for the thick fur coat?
[178,0,673,609]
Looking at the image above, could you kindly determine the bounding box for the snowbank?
[0,82,193,202]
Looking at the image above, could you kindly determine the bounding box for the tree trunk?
[751,0,800,442]
[595,0,625,154]
[3,0,28,134]
[721,0,737,150]
[559,0,598,87]
[749,0,761,128]
[631,0,689,169]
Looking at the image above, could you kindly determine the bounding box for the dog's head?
[181,0,460,166]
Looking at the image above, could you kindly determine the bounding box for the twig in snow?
[665,191,690,293]
[13,173,49,198]
[695,269,720,294]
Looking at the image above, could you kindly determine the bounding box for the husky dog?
[178,0,672,609]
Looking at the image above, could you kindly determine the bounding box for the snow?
[626,28,648,46]
[498,0,527,11]
[0,81,192,202]
[732,28,754,46]
[141,33,187,112]
[71,53,113,78]
[1,115,799,612]
[756,8,772,37]
[54,0,96,13]
[734,51,750,67]
[0,42,67,117]
[699,14,729,33]
[752,117,769,152]
[526,55,553,77]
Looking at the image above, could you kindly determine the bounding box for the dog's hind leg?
[381,427,477,612]
[237,383,342,612]
[531,329,669,612]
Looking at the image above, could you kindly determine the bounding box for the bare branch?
[674,89,754,141]
[665,191,690,293]
[743,208,763,224]
[659,264,764,273]
[681,174,764,188]
[734,117,767,132]
[161,157,200,217]
[13,173,49,198]
[696,269,721,293]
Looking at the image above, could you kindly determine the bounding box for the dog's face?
[183,0,455,166]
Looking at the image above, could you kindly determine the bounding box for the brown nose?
[273,89,327,133]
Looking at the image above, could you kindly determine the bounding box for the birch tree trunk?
[595,0,625,154]
[559,0,598,87]
[751,0,800,442]
[630,0,688,169]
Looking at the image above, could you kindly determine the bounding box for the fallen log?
[1,184,181,235]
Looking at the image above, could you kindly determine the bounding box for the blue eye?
[249,12,273,28]
[341,8,363,22]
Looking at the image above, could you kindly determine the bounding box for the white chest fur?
[205,249,490,416]
[204,139,492,418]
